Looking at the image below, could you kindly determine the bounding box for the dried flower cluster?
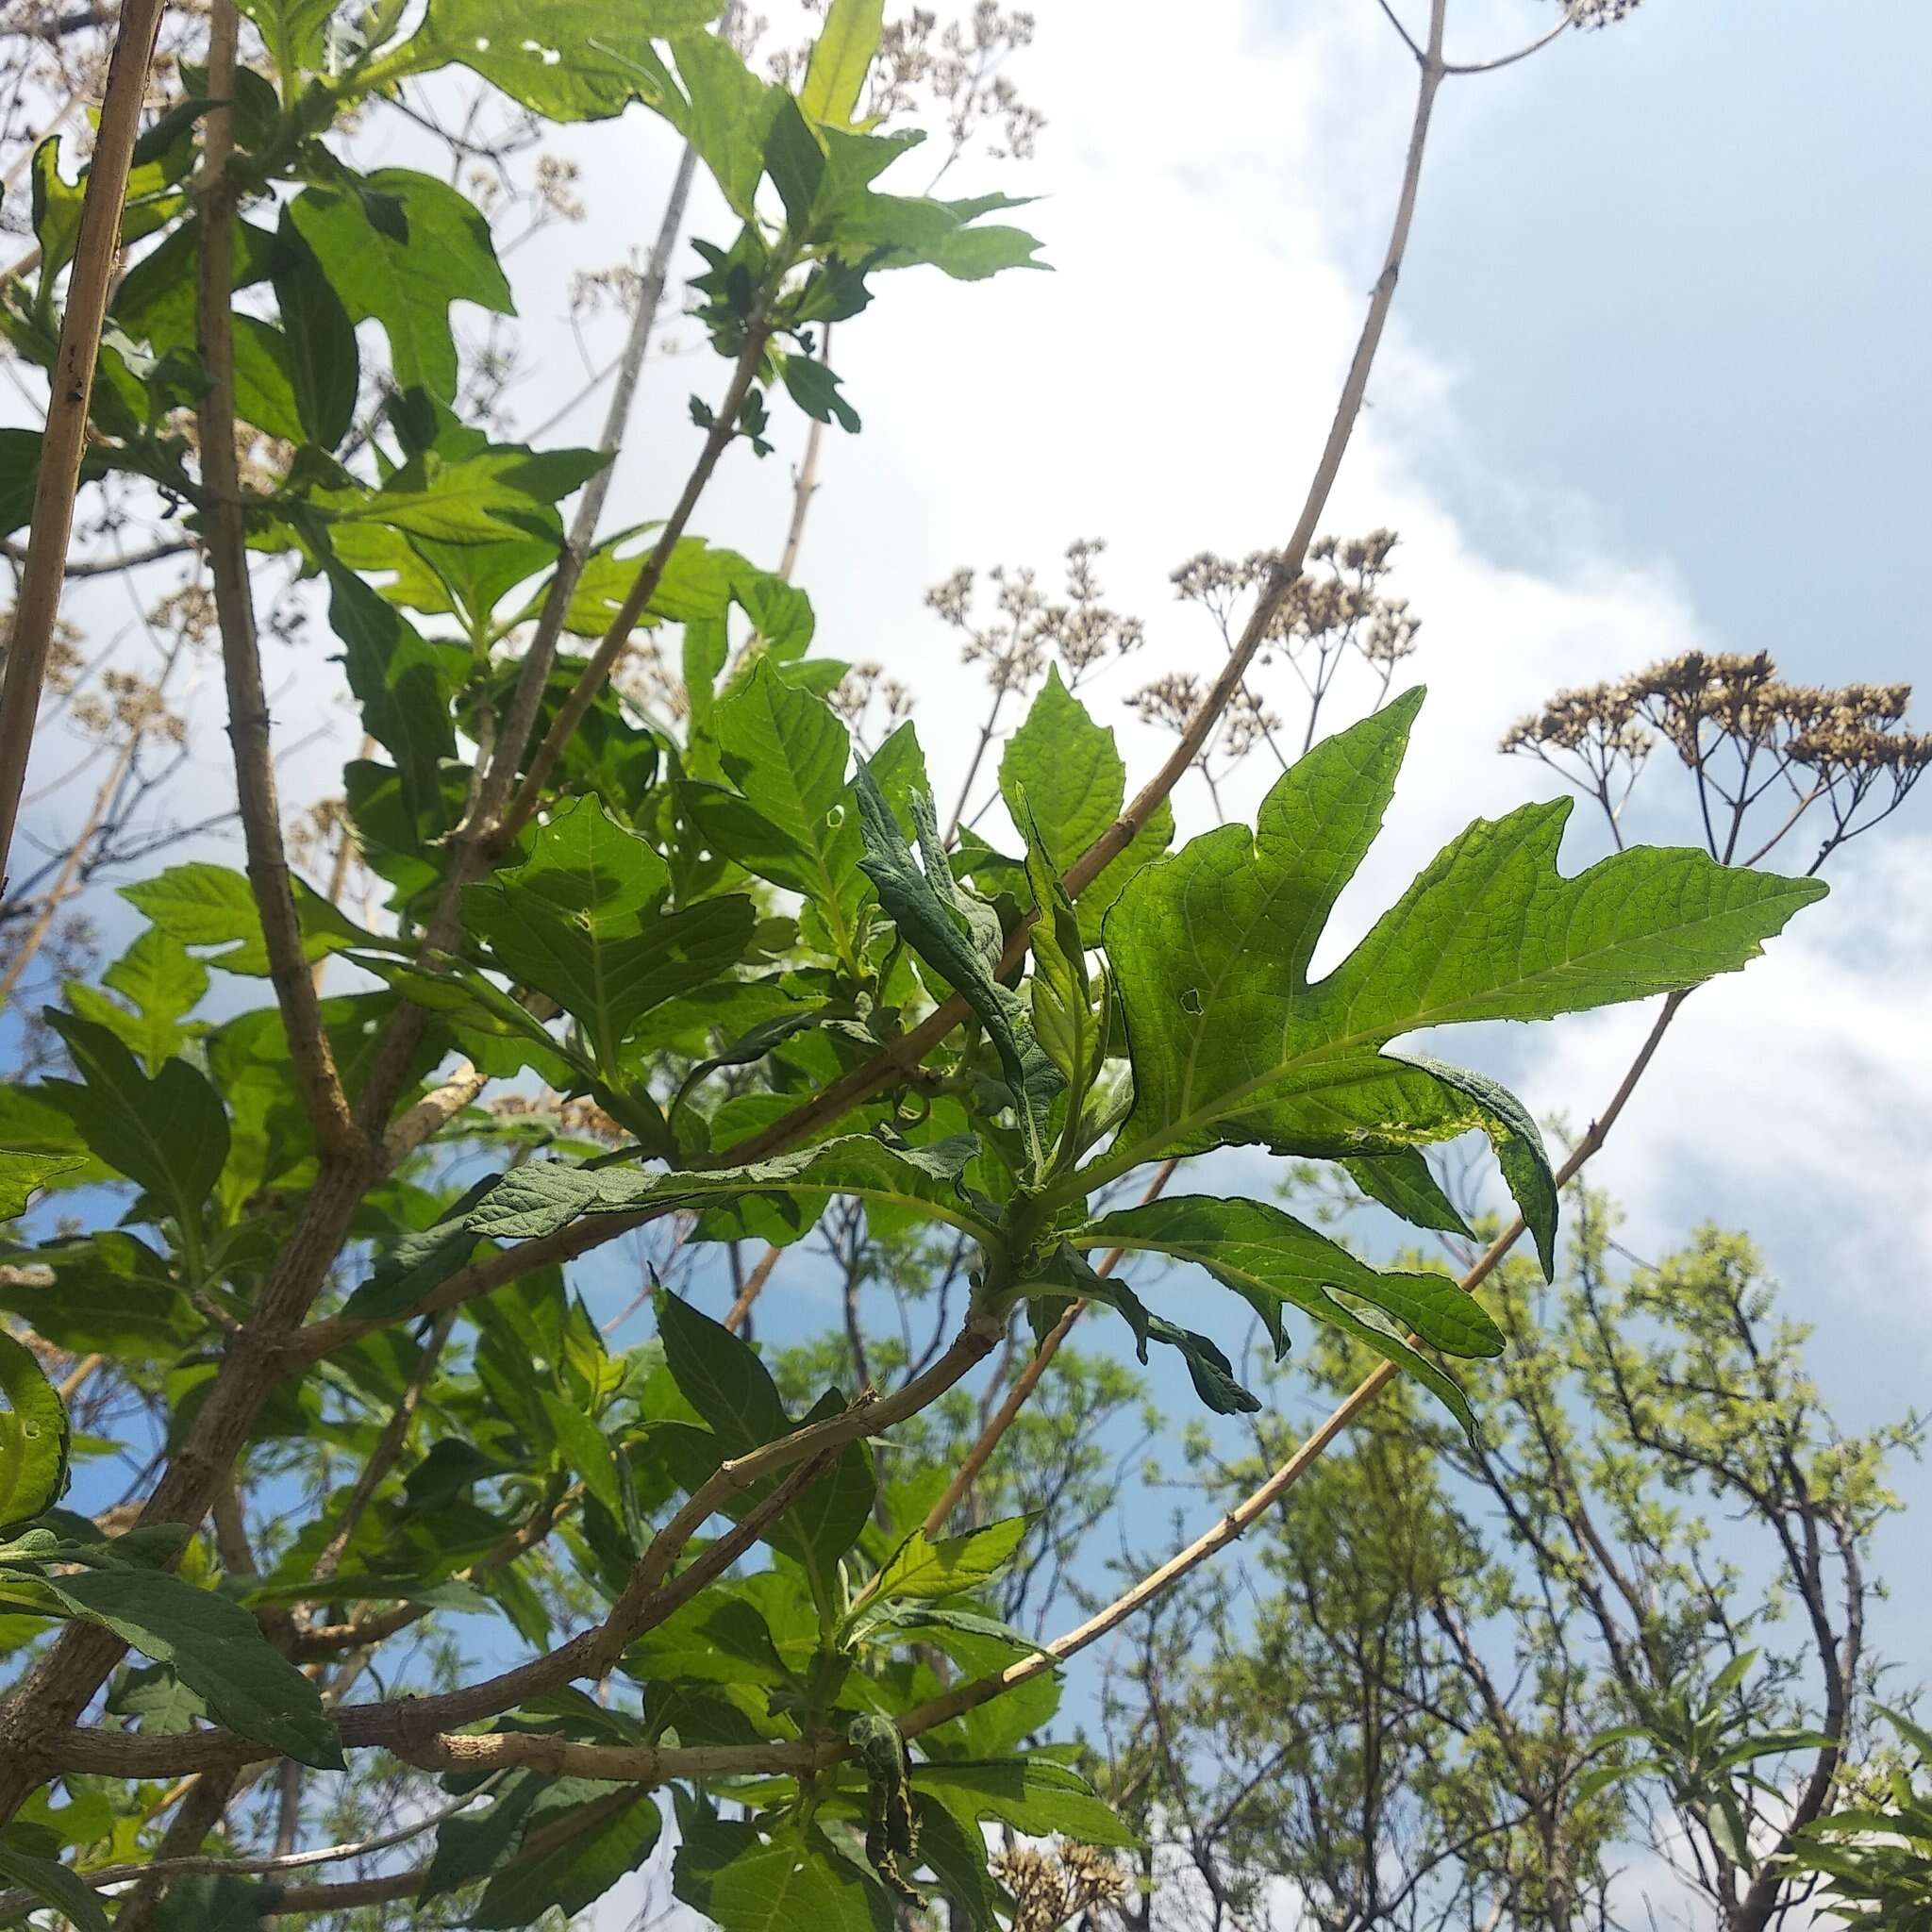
[991,1840,1130,1931]
[1172,529,1419,678]
[828,659,915,751]
[1127,529,1422,812]
[285,795,352,875]
[69,668,186,746]
[1504,651,1931,863]
[1561,0,1644,25]
[772,1,1041,175]
[613,638,684,724]
[930,539,1143,698]
[0,611,84,695]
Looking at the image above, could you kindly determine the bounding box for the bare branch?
[0,0,169,886]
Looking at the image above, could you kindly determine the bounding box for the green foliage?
[1789,1708,1932,1927]
[1095,691,1823,1195]
[0,1529,341,1767]
[1093,1209,1922,1928]
[0,1334,68,1529]
[286,169,513,401]
[0,6,1854,1926]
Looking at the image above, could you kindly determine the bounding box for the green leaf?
[419,1771,553,1902]
[764,93,828,230]
[234,0,341,72]
[1075,1193,1506,1436]
[1709,1727,1842,1772]
[779,350,860,432]
[695,658,871,964]
[1097,690,1825,1204]
[29,138,84,284]
[323,446,599,547]
[287,170,513,400]
[28,1566,343,1768]
[537,1391,625,1519]
[855,771,1062,1176]
[472,1790,661,1927]
[65,927,208,1074]
[0,1840,108,1932]
[348,1133,991,1308]
[0,1330,69,1530]
[41,1011,228,1232]
[673,1816,892,1932]
[656,1290,789,1453]
[0,427,43,538]
[863,1515,1028,1607]
[856,1603,1049,1657]
[325,561,466,835]
[121,862,371,976]
[1397,1052,1557,1275]
[463,794,755,1064]
[1343,1147,1474,1243]
[916,223,1051,280]
[0,1150,82,1221]
[667,32,784,221]
[151,1874,281,1929]
[822,187,1045,281]
[908,1793,1007,1932]
[1000,665,1173,943]
[1019,807,1109,1158]
[271,210,358,448]
[712,658,853,885]
[916,1755,1137,1848]
[380,0,718,122]
[798,0,884,126]
[1024,1246,1259,1416]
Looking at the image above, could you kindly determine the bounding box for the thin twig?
[194,3,361,1162]
[895,990,1689,1742]
[0,1775,502,1917]
[775,324,832,580]
[724,1241,782,1332]
[0,0,169,887]
[311,1308,457,1584]
[1445,9,1574,75]
[922,1157,1180,1535]
[482,142,698,846]
[501,320,767,838]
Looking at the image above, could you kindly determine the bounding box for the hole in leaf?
[1179,988,1204,1016]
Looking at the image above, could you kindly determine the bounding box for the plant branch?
[704,4,1454,1168]
[1444,9,1574,75]
[194,2,361,1163]
[0,0,168,886]
[922,1158,1179,1536]
[44,1324,1003,1776]
[501,319,768,840]
[723,1240,782,1333]
[0,1780,502,1918]
[893,989,1690,1742]
[775,324,831,580]
[475,142,697,846]
[311,1308,457,1584]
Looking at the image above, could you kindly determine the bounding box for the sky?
[7,0,1931,1924]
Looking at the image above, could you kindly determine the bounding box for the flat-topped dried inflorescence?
[1504,650,1930,863]
[991,1840,1130,1931]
